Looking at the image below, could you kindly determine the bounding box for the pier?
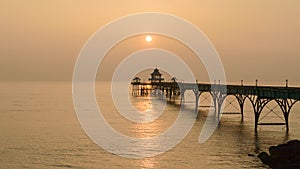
[131,68,300,132]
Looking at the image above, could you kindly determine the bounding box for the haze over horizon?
[1,0,300,84]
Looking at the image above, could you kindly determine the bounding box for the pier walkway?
[132,81,300,132]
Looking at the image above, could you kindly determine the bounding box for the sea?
[1,81,300,169]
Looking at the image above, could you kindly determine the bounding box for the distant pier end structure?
[132,68,166,96]
[131,68,300,132]
[149,68,164,83]
[131,77,141,96]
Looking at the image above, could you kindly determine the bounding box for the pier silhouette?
[132,68,300,132]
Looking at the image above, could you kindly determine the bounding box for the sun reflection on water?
[140,158,156,169]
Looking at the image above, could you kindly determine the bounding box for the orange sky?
[1,0,300,84]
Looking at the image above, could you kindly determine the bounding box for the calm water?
[1,81,300,169]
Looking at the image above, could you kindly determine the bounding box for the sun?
[145,35,152,42]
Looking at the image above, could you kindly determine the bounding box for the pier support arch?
[234,94,247,121]
[210,91,227,121]
[275,99,298,132]
[180,88,186,105]
[192,89,202,118]
[247,96,272,132]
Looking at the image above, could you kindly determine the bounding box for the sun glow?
[145,35,152,42]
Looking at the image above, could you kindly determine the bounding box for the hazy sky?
[1,0,300,84]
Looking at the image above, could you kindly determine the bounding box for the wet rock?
[257,152,272,166]
[258,140,300,169]
[248,153,255,157]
